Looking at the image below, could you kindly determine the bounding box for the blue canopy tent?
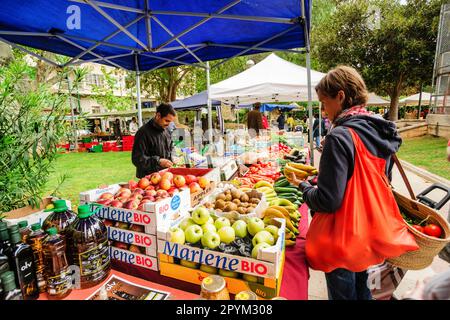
[171,91,221,110]
[0,0,315,160]
[260,103,295,112]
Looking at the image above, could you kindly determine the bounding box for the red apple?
[110,200,123,208]
[189,182,202,194]
[145,185,155,191]
[103,219,114,227]
[140,199,152,204]
[159,178,172,191]
[129,224,145,233]
[162,172,174,182]
[150,173,162,185]
[116,196,130,203]
[137,178,150,190]
[143,196,155,202]
[167,187,177,196]
[116,188,131,197]
[129,194,143,202]
[173,175,186,188]
[113,241,128,250]
[124,200,139,210]
[144,189,157,197]
[185,175,198,185]
[116,191,131,199]
[133,188,145,196]
[156,190,169,198]
[128,244,142,254]
[99,192,114,200]
[128,180,138,190]
[114,222,129,229]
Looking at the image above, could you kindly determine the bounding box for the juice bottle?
[42,200,77,240]
[66,205,110,289]
[0,271,23,300]
[27,223,47,293]
[42,227,72,299]
[18,221,32,243]
[8,230,39,300]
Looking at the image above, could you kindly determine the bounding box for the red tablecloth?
[112,204,310,300]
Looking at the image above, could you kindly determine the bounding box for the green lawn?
[44,151,135,206]
[397,135,450,180]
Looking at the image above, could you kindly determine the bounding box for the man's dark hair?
[157,103,176,117]
[314,113,319,118]
[254,102,261,110]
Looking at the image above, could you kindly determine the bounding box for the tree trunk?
[388,74,404,121]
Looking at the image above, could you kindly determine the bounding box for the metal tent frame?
[0,0,315,163]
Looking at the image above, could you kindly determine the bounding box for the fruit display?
[201,187,263,217]
[168,206,282,260]
[233,162,281,188]
[283,148,308,163]
[267,143,292,158]
[401,212,444,238]
[283,162,318,179]
[104,220,147,254]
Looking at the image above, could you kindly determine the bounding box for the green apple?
[201,231,221,249]
[199,264,218,274]
[218,226,235,244]
[169,227,185,244]
[180,259,199,269]
[247,217,265,237]
[207,217,214,224]
[232,220,248,238]
[192,206,211,225]
[218,269,240,278]
[180,217,196,231]
[252,230,275,247]
[185,225,203,244]
[214,217,231,230]
[251,242,271,259]
[242,273,258,283]
[264,225,279,242]
[201,223,216,234]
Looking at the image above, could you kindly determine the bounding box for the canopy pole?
[418,83,423,119]
[206,61,213,144]
[135,54,143,127]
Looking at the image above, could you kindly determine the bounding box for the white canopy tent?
[367,92,390,106]
[210,53,325,104]
[399,92,444,106]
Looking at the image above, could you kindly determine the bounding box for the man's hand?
[286,172,306,187]
[159,158,173,168]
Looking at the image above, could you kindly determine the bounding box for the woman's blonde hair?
[315,66,368,110]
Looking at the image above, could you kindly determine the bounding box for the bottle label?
[77,240,110,276]
[47,269,72,295]
[17,254,39,298]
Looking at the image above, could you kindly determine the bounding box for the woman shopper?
[287,66,418,300]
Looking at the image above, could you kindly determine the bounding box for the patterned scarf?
[333,105,374,127]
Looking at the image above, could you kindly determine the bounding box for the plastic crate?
[92,144,103,152]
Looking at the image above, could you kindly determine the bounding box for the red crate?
[84,142,93,149]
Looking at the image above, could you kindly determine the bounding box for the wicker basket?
[387,190,450,270]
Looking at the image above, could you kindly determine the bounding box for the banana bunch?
[253,181,277,203]
[262,199,301,247]
[283,162,318,179]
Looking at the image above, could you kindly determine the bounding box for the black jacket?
[132,118,173,178]
[312,118,326,137]
[300,115,402,213]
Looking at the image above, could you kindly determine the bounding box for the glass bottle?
[42,200,77,241]
[42,227,72,299]
[27,223,47,293]
[0,271,23,300]
[9,231,39,300]
[66,205,110,289]
[18,221,32,243]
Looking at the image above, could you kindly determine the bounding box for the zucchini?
[274,187,299,193]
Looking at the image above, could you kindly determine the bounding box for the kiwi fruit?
[225,194,233,201]
[250,198,260,204]
[241,202,249,207]
[231,189,242,200]
[232,199,241,205]
[216,193,226,201]
[223,203,233,212]
[237,207,246,215]
[240,194,249,203]
[215,199,225,210]
[205,202,214,209]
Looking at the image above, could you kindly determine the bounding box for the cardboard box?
[107,226,157,256]
[109,246,158,271]
[157,218,285,279]
[2,197,72,227]
[190,182,216,208]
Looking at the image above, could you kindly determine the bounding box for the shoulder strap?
[392,154,416,200]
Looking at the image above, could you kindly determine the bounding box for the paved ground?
[308,149,450,300]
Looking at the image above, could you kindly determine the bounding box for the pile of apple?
[103,220,147,254]
[170,206,280,262]
[95,171,211,211]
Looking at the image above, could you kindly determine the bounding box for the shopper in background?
[113,118,121,141]
[312,113,325,149]
[132,103,175,178]
[129,117,139,136]
[287,65,418,300]
[287,113,296,132]
[247,102,264,136]
[277,109,286,131]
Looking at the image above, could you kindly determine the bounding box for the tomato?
[423,224,442,238]
[411,225,424,233]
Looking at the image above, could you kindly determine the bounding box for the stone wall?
[426,114,450,139]
[398,123,428,139]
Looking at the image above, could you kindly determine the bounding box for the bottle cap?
[0,221,8,231]
[53,200,68,213]
[8,225,19,235]
[18,221,28,228]
[78,205,94,219]
[10,231,22,245]
[31,223,41,231]
[46,227,58,236]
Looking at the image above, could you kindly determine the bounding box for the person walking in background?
[312,113,325,149]
[277,109,286,131]
[129,117,139,135]
[247,102,264,136]
[113,118,121,141]
[287,113,296,132]
[262,113,269,129]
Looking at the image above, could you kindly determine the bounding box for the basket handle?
[392,154,416,201]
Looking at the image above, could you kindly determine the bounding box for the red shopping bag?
[306,128,419,273]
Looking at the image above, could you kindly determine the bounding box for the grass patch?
[44,151,135,206]
[397,135,449,180]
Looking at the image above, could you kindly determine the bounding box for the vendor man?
[132,103,175,178]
